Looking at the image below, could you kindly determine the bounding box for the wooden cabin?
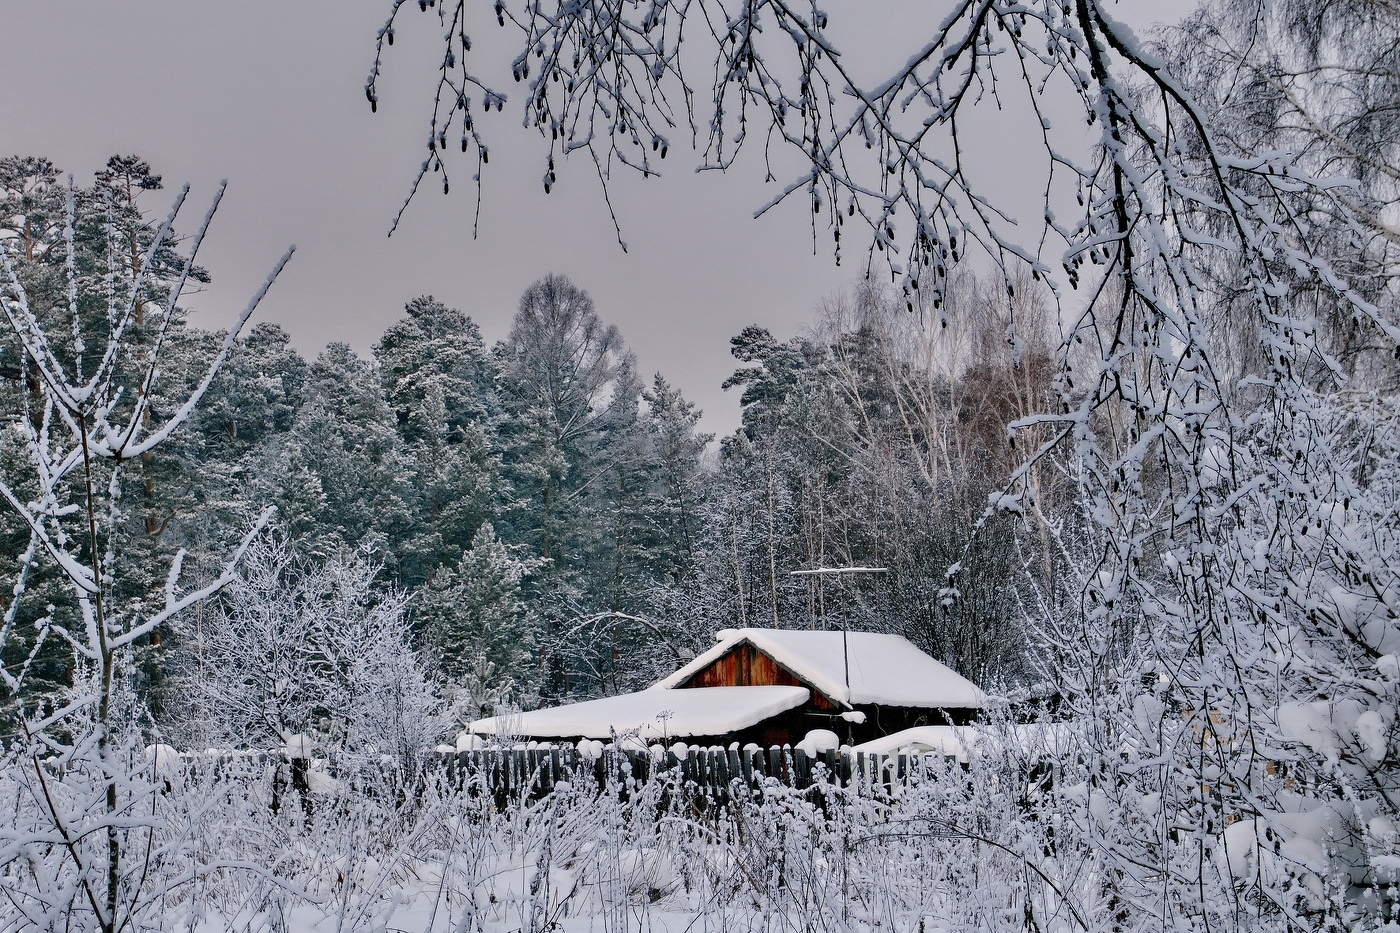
[468,627,986,748]
[653,628,986,744]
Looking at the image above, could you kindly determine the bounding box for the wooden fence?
[439,744,958,799]
[146,744,970,816]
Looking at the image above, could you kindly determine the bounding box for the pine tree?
[375,295,497,442]
[375,296,506,583]
[495,274,638,695]
[721,325,825,437]
[260,343,415,570]
[417,522,544,717]
[496,274,632,564]
[639,374,712,584]
[576,374,715,691]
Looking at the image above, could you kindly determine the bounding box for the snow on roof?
[851,726,973,761]
[468,685,810,740]
[651,628,985,709]
[852,723,1078,761]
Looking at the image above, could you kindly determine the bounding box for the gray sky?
[1,1,1187,436]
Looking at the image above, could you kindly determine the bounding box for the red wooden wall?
[675,642,838,711]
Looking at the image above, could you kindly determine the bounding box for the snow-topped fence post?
[0,178,291,932]
[267,735,316,824]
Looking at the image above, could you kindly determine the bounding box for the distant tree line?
[0,155,1069,732]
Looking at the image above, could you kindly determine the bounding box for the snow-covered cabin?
[468,628,985,747]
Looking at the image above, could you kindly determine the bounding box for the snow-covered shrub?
[168,537,449,770]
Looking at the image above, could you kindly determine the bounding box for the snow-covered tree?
[260,342,416,570]
[417,521,543,717]
[171,538,445,765]
[638,374,712,583]
[494,273,655,694]
[376,295,508,583]
[497,274,633,561]
[0,155,229,703]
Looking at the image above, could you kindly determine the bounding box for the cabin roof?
[652,628,986,710]
[468,685,810,740]
[851,722,1080,762]
[851,725,974,761]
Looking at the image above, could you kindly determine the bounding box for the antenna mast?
[789,566,889,700]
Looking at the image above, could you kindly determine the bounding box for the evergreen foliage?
[1,160,1061,712]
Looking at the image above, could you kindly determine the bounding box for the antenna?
[789,566,889,700]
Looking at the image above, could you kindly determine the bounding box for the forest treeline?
[0,155,1069,727]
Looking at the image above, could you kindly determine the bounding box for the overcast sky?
[2,1,1189,436]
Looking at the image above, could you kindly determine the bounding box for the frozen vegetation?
[0,737,1074,932]
[2,0,1399,930]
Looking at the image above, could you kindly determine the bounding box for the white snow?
[651,628,985,709]
[795,729,840,756]
[1378,653,1399,679]
[456,731,486,752]
[466,685,810,740]
[145,743,182,777]
[283,733,314,758]
[851,726,972,762]
[851,723,1078,763]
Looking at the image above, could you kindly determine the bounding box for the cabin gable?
[674,640,840,711]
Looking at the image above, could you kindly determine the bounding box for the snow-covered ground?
[3,747,1044,933]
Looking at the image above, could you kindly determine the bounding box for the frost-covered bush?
[167,537,449,769]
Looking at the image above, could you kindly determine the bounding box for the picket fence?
[148,743,972,818]
[439,743,954,798]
